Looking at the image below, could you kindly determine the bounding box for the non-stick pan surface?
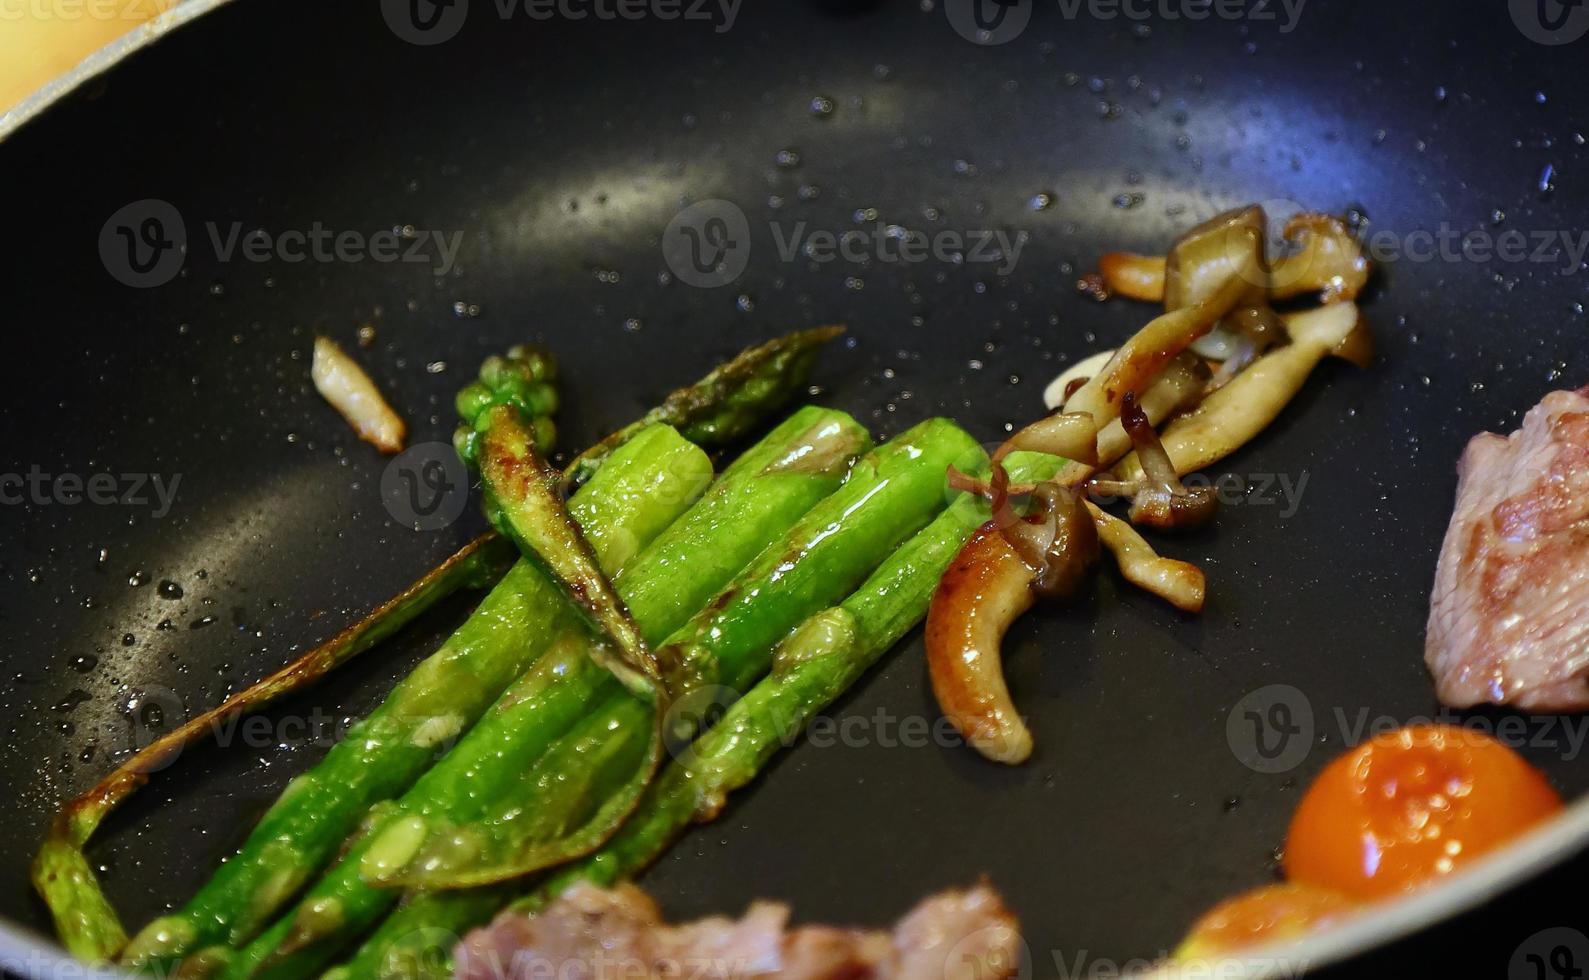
[3,1,1588,974]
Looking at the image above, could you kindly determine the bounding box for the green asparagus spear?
[382,417,982,890]
[331,452,1063,980]
[562,326,844,488]
[453,344,560,467]
[54,328,839,966]
[120,425,713,968]
[220,409,873,980]
[31,534,517,965]
[478,405,658,701]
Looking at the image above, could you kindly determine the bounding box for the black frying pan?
[3,0,1588,975]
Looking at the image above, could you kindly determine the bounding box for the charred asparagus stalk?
[116,328,842,967]
[218,409,875,979]
[328,451,1064,980]
[120,425,713,969]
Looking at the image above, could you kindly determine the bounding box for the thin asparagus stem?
[30,534,516,964]
[120,426,713,968]
[52,328,842,966]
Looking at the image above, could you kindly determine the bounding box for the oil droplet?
[1028,192,1055,211]
[736,294,755,313]
[157,580,184,600]
[72,654,99,673]
[128,570,149,588]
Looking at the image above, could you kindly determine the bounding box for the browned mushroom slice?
[1063,268,1250,431]
[1086,502,1206,612]
[926,483,1099,765]
[1053,353,1209,489]
[1097,251,1168,301]
[1087,393,1219,531]
[1270,213,1372,303]
[1205,304,1288,392]
[1164,205,1272,309]
[1114,303,1371,483]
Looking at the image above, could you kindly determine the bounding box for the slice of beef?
[455,881,1021,980]
[1426,385,1589,710]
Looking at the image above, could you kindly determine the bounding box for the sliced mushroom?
[1164,205,1271,311]
[995,413,1100,468]
[927,482,1099,765]
[946,413,1099,521]
[1043,349,1116,411]
[1094,208,1372,309]
[1204,304,1287,393]
[1063,269,1250,431]
[1269,213,1371,303]
[1088,393,1219,531]
[311,336,407,454]
[1086,502,1206,612]
[1096,252,1167,301]
[1052,353,1209,489]
[1113,302,1370,483]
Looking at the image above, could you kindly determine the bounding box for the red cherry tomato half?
[1284,724,1563,899]
[1174,883,1358,960]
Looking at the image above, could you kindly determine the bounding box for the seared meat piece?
[1426,386,1589,710]
[455,881,1021,980]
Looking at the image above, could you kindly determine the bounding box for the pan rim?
[1145,792,1589,978]
[0,0,234,144]
[7,797,1587,978]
